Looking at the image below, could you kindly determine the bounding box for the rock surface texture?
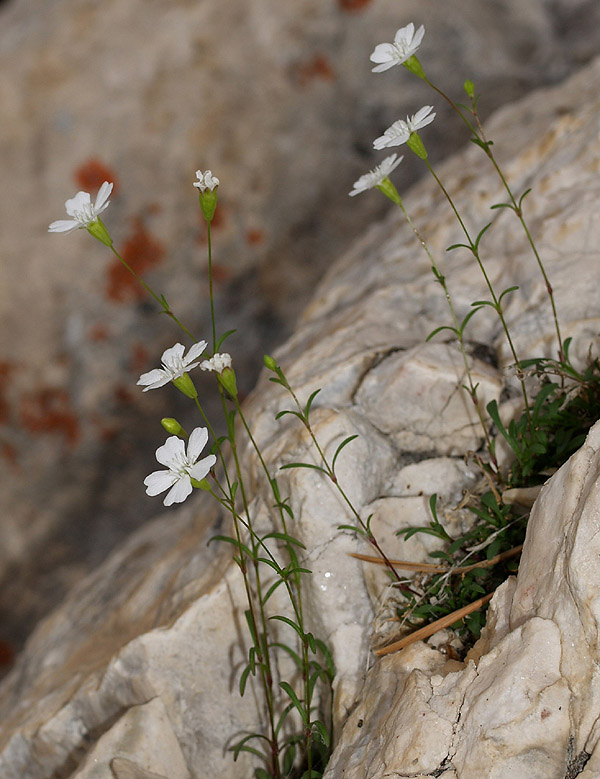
[1,0,600,660]
[1,33,600,779]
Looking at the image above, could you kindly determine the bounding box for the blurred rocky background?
[0,0,599,673]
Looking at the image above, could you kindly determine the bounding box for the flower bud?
[263,355,278,372]
[464,79,475,99]
[161,417,187,438]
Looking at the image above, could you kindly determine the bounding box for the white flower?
[144,427,217,506]
[370,23,425,73]
[373,106,435,150]
[193,170,220,192]
[137,341,208,391]
[200,353,232,373]
[48,181,113,233]
[349,154,403,197]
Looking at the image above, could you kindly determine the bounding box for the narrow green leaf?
[304,388,321,418]
[338,523,367,536]
[239,663,253,696]
[262,531,306,549]
[279,681,308,725]
[331,435,359,472]
[270,614,305,641]
[280,462,328,473]
[312,719,331,748]
[215,329,237,350]
[426,324,459,342]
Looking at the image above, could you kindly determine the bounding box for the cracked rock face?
[1,41,600,779]
[2,0,600,663]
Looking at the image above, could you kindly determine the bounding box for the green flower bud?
[172,373,198,399]
[263,355,278,372]
[87,217,113,247]
[464,79,475,99]
[161,417,187,438]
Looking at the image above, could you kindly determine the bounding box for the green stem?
[425,160,533,433]
[396,199,497,469]
[206,220,217,353]
[109,245,195,340]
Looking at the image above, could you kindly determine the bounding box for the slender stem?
[396,199,497,468]
[206,220,217,353]
[109,245,195,340]
[425,160,533,432]
[423,77,563,363]
[235,399,315,770]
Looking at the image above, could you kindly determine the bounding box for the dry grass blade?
[375,591,495,656]
[350,544,522,574]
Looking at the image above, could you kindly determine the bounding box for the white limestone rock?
[1,39,600,779]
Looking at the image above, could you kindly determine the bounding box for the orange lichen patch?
[106,218,165,302]
[0,639,15,669]
[205,264,231,284]
[114,385,135,405]
[130,342,149,377]
[90,413,118,443]
[0,361,17,425]
[88,323,110,342]
[338,0,373,11]
[19,388,80,446]
[0,441,19,471]
[246,228,266,246]
[296,53,335,87]
[74,158,119,195]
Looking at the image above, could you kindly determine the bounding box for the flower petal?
[137,368,170,390]
[187,426,209,462]
[95,181,113,212]
[161,343,186,366]
[48,219,80,233]
[189,455,217,481]
[155,435,186,467]
[164,475,193,505]
[144,469,179,496]
[184,340,208,365]
[65,191,92,217]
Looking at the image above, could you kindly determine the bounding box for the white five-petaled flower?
[373,106,436,150]
[48,182,113,234]
[137,341,208,391]
[349,154,404,197]
[193,170,220,192]
[200,352,232,373]
[370,23,425,73]
[144,427,217,506]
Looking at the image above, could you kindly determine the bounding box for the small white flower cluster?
[193,170,220,192]
[201,352,232,373]
[48,181,113,233]
[349,23,435,197]
[136,342,232,505]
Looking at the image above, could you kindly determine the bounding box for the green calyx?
[376,178,403,206]
[403,55,426,80]
[218,367,238,398]
[87,218,113,247]
[199,190,218,223]
[407,132,428,160]
[172,373,198,399]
